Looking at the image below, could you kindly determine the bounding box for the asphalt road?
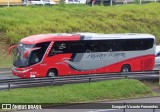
[0,68,159,80]
[0,68,17,79]
[0,68,18,90]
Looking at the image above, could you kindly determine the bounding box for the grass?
[0,3,160,67]
[0,42,12,68]
[0,79,156,103]
[0,3,160,44]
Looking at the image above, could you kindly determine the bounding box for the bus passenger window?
[49,42,64,56]
[49,48,56,56]
[59,43,66,49]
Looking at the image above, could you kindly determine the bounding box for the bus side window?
[67,41,85,53]
[96,41,106,52]
[49,42,66,56]
[49,48,55,56]
[48,45,59,56]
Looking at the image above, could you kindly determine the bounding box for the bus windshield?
[13,42,50,68]
[13,43,35,68]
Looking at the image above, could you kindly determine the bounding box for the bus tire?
[46,69,57,77]
[121,65,131,72]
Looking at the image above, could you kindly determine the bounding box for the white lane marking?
[88,109,118,112]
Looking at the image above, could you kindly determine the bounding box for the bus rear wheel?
[121,65,131,72]
[47,69,57,77]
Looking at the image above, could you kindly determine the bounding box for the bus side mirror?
[8,45,18,55]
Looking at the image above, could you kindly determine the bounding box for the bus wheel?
[47,69,57,77]
[121,65,131,72]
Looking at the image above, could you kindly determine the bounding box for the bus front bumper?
[12,66,32,78]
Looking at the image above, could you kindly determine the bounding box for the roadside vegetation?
[0,3,160,45]
[0,79,156,103]
[143,80,160,93]
[0,43,12,67]
[0,3,160,67]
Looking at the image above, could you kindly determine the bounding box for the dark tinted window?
[48,38,154,56]
[114,39,154,51]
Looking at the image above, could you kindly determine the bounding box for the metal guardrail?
[0,70,159,90]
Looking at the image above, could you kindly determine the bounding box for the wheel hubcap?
[48,72,55,77]
[122,67,129,72]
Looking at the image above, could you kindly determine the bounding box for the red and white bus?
[10,33,155,78]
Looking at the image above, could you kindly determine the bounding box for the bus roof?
[20,33,155,44]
